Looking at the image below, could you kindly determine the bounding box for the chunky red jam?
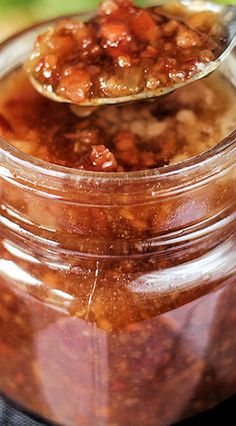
[26,0,225,104]
[0,68,236,171]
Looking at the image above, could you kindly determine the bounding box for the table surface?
[1,394,236,426]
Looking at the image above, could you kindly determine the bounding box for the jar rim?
[1,129,236,183]
[0,16,236,187]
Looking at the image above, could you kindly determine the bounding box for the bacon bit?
[58,67,92,103]
[39,55,58,81]
[176,27,202,49]
[90,145,118,171]
[47,34,75,54]
[129,9,160,45]
[100,23,130,45]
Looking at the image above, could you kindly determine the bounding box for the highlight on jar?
[0,1,236,426]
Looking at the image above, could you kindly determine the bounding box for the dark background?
[1,394,236,426]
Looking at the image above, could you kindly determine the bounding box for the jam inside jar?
[0,14,236,426]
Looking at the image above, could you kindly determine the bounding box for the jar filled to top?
[0,2,236,426]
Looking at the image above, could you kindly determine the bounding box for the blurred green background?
[0,0,235,41]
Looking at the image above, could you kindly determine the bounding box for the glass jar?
[0,18,236,426]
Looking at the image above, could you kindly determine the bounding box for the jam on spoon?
[25,0,228,108]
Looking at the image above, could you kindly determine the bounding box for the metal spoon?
[27,0,236,113]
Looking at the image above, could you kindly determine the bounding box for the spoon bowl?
[27,0,236,110]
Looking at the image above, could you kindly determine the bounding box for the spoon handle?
[223,5,236,42]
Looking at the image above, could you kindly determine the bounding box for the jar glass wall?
[0,19,236,426]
